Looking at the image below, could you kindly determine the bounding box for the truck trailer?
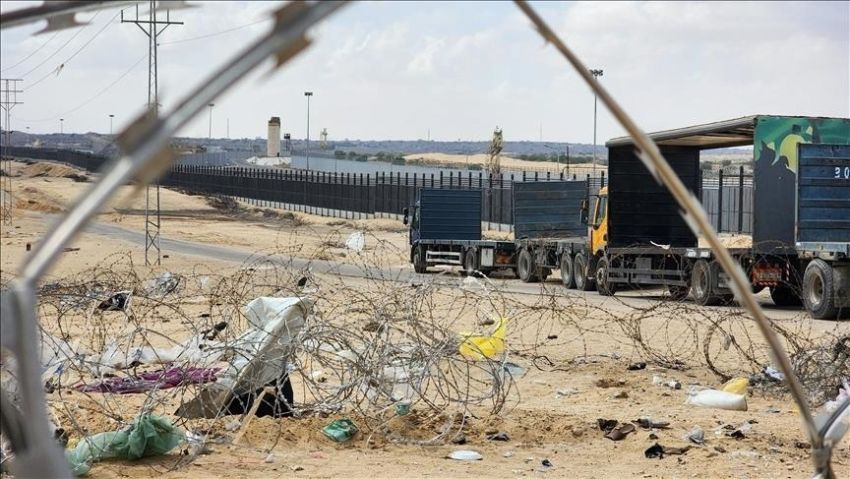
[403,180,587,278]
[579,115,849,319]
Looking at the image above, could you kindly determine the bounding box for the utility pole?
[59,118,64,134]
[1,78,22,227]
[589,68,603,176]
[109,114,114,135]
[304,91,312,170]
[122,2,182,266]
[226,117,229,139]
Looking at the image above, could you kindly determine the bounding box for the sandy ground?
[403,153,605,177]
[1,161,848,479]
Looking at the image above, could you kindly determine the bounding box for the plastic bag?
[686,389,747,411]
[65,413,183,476]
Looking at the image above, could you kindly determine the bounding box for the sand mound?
[18,161,89,181]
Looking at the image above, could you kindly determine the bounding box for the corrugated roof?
[606,115,758,149]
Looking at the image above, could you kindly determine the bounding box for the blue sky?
[1,1,848,143]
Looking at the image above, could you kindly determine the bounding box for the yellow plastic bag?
[721,377,749,395]
[458,317,507,360]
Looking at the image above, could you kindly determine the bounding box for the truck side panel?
[418,188,481,241]
[797,143,850,245]
[753,116,850,255]
[512,180,587,239]
[608,145,700,248]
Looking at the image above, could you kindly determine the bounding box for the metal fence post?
[717,168,724,232]
[738,165,744,234]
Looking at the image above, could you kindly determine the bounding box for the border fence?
[2,146,753,233]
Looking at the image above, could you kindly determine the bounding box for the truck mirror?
[580,200,589,225]
[402,207,409,225]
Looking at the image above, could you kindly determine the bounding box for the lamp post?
[109,114,114,135]
[589,68,603,175]
[304,91,313,170]
[207,103,214,139]
[59,118,64,134]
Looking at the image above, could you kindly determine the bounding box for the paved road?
[81,220,814,320]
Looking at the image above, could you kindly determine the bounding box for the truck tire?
[574,252,596,291]
[595,257,616,296]
[770,284,802,307]
[517,248,538,283]
[691,259,721,306]
[413,245,428,274]
[802,260,837,319]
[560,254,576,289]
[463,249,478,277]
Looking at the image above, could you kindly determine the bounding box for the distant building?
[267,116,281,157]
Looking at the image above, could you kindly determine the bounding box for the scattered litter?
[395,400,411,416]
[502,362,527,378]
[666,379,682,390]
[96,291,132,312]
[650,241,671,250]
[605,423,636,441]
[263,453,275,463]
[143,272,181,296]
[686,389,747,411]
[648,433,658,440]
[766,407,781,414]
[461,275,486,291]
[290,465,305,472]
[627,362,647,371]
[541,459,553,467]
[458,317,506,360]
[63,247,80,253]
[823,380,850,413]
[685,426,705,445]
[75,367,219,394]
[597,418,619,432]
[546,334,558,340]
[717,421,753,439]
[345,231,365,251]
[177,297,310,418]
[321,419,358,443]
[721,377,749,395]
[451,434,467,445]
[487,432,510,442]
[762,366,785,382]
[663,445,691,455]
[613,390,629,399]
[448,450,482,461]
[634,418,670,429]
[645,443,664,459]
[503,451,514,458]
[65,413,183,476]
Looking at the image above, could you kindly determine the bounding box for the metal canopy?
[606,115,758,149]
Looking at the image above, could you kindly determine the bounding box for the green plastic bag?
[65,413,183,476]
[321,418,358,442]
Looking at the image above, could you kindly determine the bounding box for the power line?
[159,18,267,45]
[0,31,60,73]
[26,10,120,91]
[19,53,146,123]
[18,11,99,78]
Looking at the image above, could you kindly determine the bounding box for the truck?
[403,181,587,278]
[578,115,849,319]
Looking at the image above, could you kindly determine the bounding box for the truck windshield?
[593,196,608,227]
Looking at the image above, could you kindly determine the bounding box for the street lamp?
[109,114,114,135]
[60,118,64,134]
[304,91,313,171]
[207,103,214,139]
[589,68,603,176]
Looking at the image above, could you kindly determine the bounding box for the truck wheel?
[463,249,478,277]
[595,257,616,296]
[691,259,721,306]
[573,253,596,291]
[802,260,837,319]
[560,254,576,289]
[770,284,802,307]
[517,248,538,283]
[413,246,428,274]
